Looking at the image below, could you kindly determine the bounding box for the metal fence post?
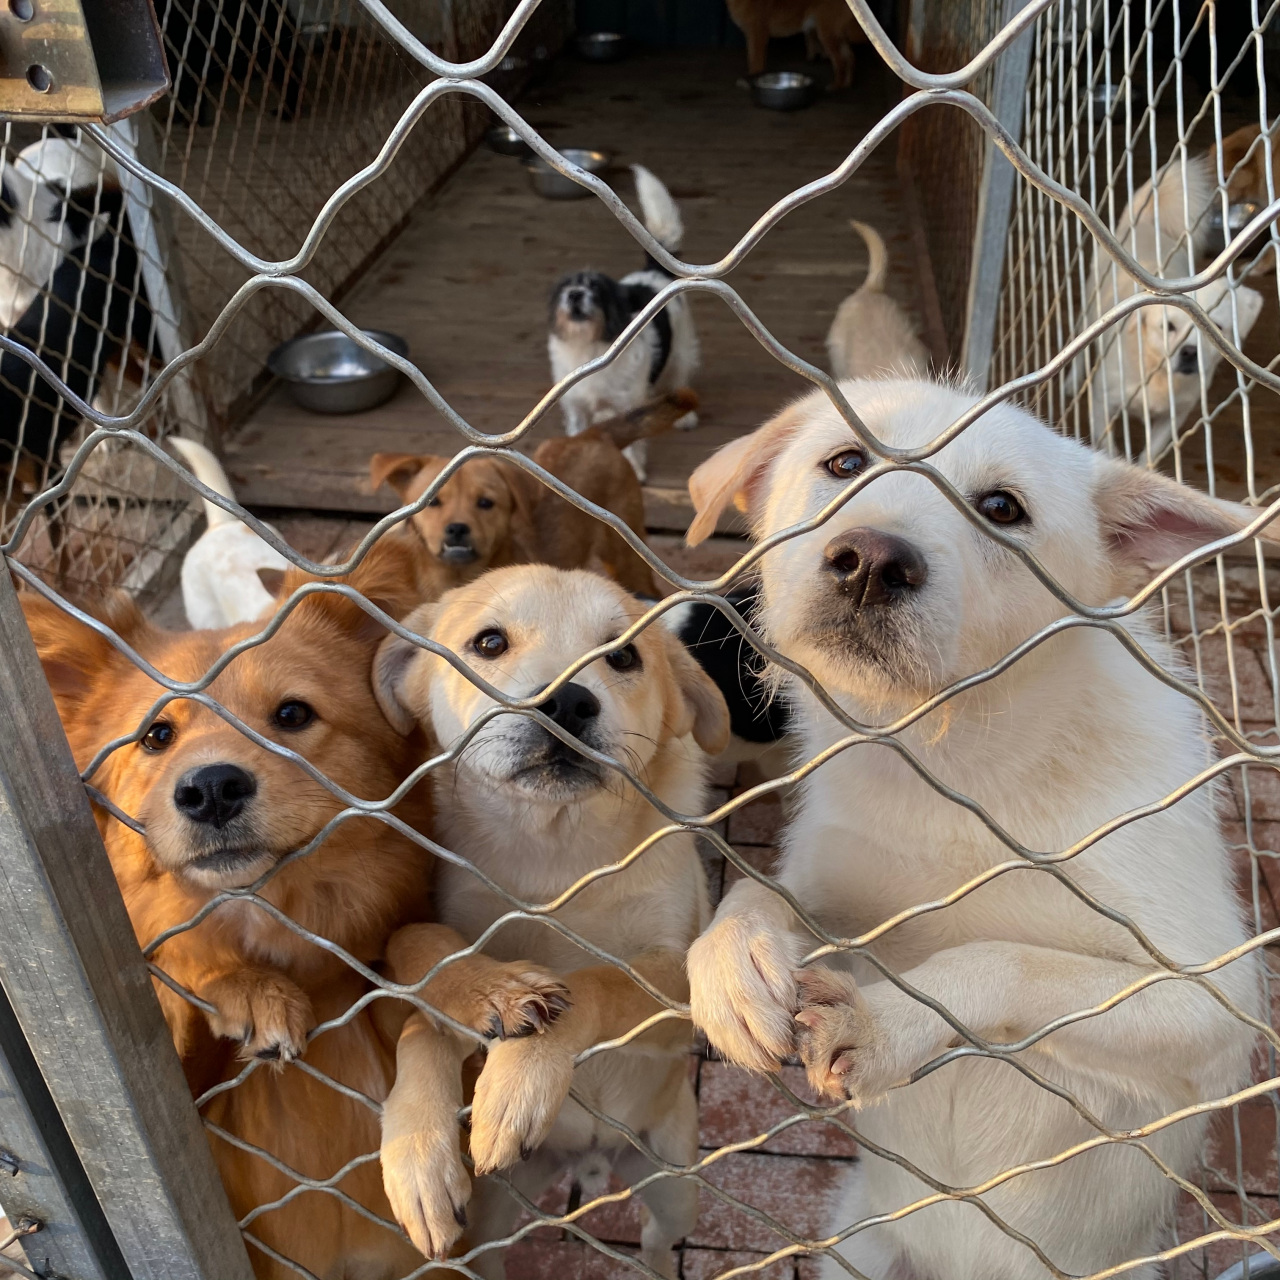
[0,566,254,1280]
[962,0,1036,391]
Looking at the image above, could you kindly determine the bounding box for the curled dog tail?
[850,220,889,293]
[170,436,239,529]
[586,389,699,449]
[632,164,683,254]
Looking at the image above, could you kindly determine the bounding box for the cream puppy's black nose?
[824,528,928,607]
[174,763,256,827]
[535,682,601,739]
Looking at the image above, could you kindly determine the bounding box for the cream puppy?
[373,566,729,1278]
[684,379,1271,1280]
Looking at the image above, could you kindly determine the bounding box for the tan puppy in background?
[826,221,931,380]
[727,0,868,87]
[372,566,729,1277]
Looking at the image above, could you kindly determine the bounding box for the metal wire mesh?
[3,0,1280,1278]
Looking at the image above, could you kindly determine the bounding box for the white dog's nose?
[823,528,928,607]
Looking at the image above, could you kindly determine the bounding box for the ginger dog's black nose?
[536,682,601,740]
[174,763,257,827]
[824,528,928,607]
[444,522,471,543]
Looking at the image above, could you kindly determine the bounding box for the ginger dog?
[21,536,568,1280]
[727,0,868,87]
[371,566,730,1277]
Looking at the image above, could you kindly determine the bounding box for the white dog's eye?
[605,643,640,672]
[472,629,509,659]
[824,449,866,480]
[975,490,1026,525]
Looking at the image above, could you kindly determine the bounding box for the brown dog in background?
[369,390,698,600]
[20,536,568,1279]
[727,0,867,88]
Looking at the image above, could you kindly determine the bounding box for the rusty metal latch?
[0,0,168,122]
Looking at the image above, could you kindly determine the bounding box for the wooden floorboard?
[222,46,922,530]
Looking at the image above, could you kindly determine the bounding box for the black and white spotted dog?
[548,165,699,480]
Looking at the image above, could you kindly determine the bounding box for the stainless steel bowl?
[577,31,627,61]
[267,330,409,415]
[752,71,817,111]
[487,124,532,157]
[525,147,609,199]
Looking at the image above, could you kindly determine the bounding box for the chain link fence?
[2,0,1280,1278]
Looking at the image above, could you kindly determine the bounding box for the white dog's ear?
[687,400,809,546]
[1094,457,1280,573]
[372,602,441,736]
[664,635,731,755]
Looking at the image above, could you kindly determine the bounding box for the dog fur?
[684,378,1271,1279]
[171,436,290,630]
[371,566,730,1276]
[21,538,568,1279]
[826,220,930,381]
[548,166,699,481]
[726,0,868,87]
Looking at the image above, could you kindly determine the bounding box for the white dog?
[1073,153,1264,461]
[684,378,1270,1279]
[170,437,288,630]
[373,566,729,1277]
[548,165,700,481]
[826,220,930,381]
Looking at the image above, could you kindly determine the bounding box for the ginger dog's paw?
[482,964,571,1040]
[687,912,802,1074]
[468,1033,576,1174]
[382,1125,471,1260]
[204,970,315,1063]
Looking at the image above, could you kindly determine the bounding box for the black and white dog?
[548,165,699,481]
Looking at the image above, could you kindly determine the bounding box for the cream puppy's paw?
[468,1031,576,1174]
[478,964,571,1040]
[203,969,314,1063]
[793,967,948,1104]
[688,910,803,1073]
[381,1112,471,1259]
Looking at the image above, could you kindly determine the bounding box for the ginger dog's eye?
[425,495,441,508]
[605,643,640,672]
[975,491,1026,525]
[825,449,866,480]
[141,721,175,752]
[273,700,315,730]
[476,496,494,510]
[473,629,509,659]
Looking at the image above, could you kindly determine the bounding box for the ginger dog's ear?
[20,589,145,712]
[373,602,443,736]
[1094,457,1280,575]
[370,452,432,499]
[686,400,809,546]
[662,631,731,755]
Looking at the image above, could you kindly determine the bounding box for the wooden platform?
[221,46,927,532]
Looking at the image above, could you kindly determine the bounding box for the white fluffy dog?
[547,165,699,481]
[171,437,288,630]
[684,378,1271,1279]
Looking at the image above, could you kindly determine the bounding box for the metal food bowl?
[487,124,532,157]
[1207,199,1265,253]
[525,147,609,199]
[577,31,627,61]
[751,71,817,111]
[267,330,409,415]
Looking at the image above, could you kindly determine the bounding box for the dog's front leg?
[687,876,806,1074]
[793,940,1259,1104]
[468,947,692,1174]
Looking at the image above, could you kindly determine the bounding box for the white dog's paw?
[468,1032,576,1174]
[673,410,699,431]
[688,911,803,1073]
[382,1123,471,1260]
[793,967,946,1104]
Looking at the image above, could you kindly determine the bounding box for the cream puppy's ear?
[686,399,810,546]
[662,632,731,755]
[373,602,443,736]
[1094,456,1280,576]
